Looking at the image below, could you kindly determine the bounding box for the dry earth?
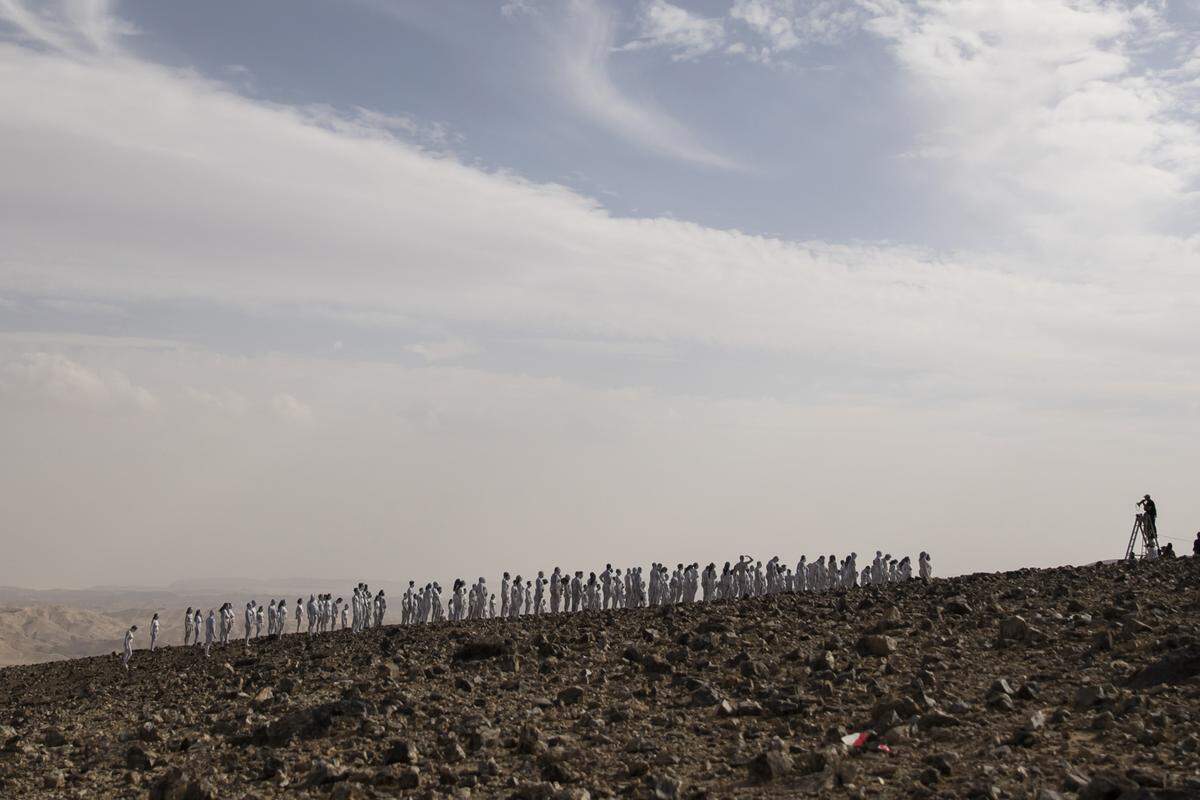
[1,558,1199,799]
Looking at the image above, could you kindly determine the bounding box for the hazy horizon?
[2,0,1198,590]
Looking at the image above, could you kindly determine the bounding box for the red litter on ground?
[841,731,893,754]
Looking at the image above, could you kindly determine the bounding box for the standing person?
[149,613,160,652]
[123,625,137,670]
[1193,532,1200,557]
[1138,494,1158,539]
[549,568,561,614]
[294,598,302,633]
[918,551,932,581]
[204,610,216,657]
[183,607,193,645]
[193,609,203,647]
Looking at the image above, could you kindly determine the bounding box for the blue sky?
[0,0,1198,587]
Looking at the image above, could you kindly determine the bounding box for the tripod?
[1125,513,1158,561]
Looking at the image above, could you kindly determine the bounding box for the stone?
[558,685,585,705]
[917,710,962,730]
[747,750,793,782]
[1074,685,1109,710]
[997,616,1030,643]
[383,739,418,765]
[453,637,514,662]
[856,635,897,657]
[944,597,973,615]
[1078,771,1137,800]
[126,744,154,771]
[642,654,673,675]
[1127,645,1200,689]
[305,759,348,786]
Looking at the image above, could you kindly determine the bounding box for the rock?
[917,710,962,730]
[925,751,958,776]
[383,738,418,765]
[809,650,837,672]
[148,768,213,800]
[997,616,1030,643]
[987,693,1014,711]
[748,750,793,782]
[125,744,154,771]
[1074,685,1110,710]
[1078,770,1137,800]
[42,729,67,747]
[557,685,585,705]
[944,597,973,615]
[375,765,420,789]
[305,759,348,786]
[642,654,673,675]
[518,724,546,755]
[453,637,514,662]
[252,686,273,704]
[856,634,897,657]
[689,684,721,707]
[646,772,683,799]
[1127,645,1200,689]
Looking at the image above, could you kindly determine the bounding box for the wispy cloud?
[618,0,726,62]
[406,338,480,363]
[535,0,739,168]
[0,351,158,412]
[271,392,314,425]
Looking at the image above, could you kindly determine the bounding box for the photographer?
[1137,494,1158,538]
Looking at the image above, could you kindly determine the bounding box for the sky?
[0,0,1198,589]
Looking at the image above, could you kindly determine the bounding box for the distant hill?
[0,605,141,666]
[0,577,410,666]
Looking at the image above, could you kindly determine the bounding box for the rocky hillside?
[0,558,1198,798]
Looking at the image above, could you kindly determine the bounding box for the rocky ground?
[1,558,1199,799]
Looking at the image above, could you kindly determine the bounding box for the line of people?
[119,552,931,668]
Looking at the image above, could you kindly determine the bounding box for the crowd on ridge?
[119,550,933,669]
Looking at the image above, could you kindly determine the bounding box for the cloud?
[729,0,868,56]
[0,0,1195,397]
[615,0,870,64]
[270,392,314,425]
[0,0,132,56]
[862,0,1200,248]
[0,0,1196,591]
[185,386,249,416]
[0,351,157,412]
[406,338,480,363]
[619,1,727,62]
[38,297,126,316]
[536,0,739,167]
[500,0,540,18]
